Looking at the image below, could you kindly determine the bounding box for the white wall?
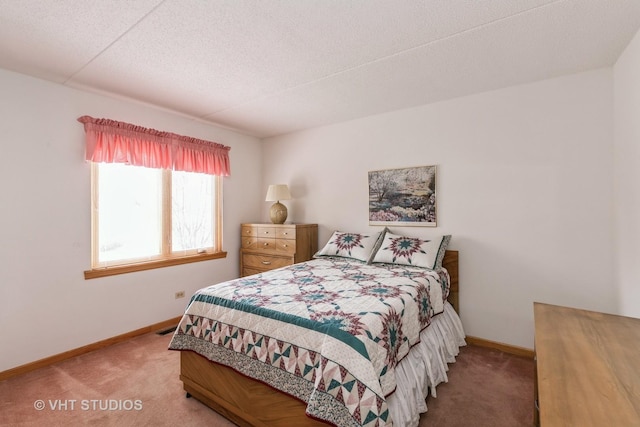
[0,69,263,372]
[613,29,640,318]
[263,68,615,349]
[0,55,630,369]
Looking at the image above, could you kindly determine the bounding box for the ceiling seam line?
[202,0,568,118]
[63,0,168,85]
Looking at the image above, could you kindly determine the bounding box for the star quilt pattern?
[169,257,449,427]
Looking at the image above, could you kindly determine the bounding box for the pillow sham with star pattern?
[314,230,384,263]
[371,232,451,270]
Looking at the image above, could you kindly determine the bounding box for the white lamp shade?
[265,184,291,201]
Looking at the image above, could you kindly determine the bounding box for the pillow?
[315,230,383,263]
[371,232,451,270]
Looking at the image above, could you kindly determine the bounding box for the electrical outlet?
[175,291,185,299]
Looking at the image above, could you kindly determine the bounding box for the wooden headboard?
[442,250,459,314]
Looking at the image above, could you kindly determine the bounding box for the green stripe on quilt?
[191,293,370,360]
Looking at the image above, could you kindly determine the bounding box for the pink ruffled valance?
[77,116,230,176]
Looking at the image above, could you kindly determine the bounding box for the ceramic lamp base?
[269,201,288,224]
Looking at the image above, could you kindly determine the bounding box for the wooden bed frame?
[179,250,459,427]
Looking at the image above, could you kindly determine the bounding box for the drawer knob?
[283,244,288,247]
[263,243,269,247]
[261,261,272,265]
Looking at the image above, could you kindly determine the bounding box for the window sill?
[84,251,227,279]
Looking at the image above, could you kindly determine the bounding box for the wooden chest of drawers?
[240,223,318,277]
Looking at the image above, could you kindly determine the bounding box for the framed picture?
[368,165,437,227]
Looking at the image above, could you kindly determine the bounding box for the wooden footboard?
[179,250,459,426]
[180,351,329,426]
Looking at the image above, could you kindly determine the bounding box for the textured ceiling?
[1,0,639,138]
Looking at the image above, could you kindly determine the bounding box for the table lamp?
[265,184,291,224]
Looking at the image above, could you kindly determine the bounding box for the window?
[78,115,230,279]
[85,163,224,278]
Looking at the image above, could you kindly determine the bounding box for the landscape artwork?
[368,165,437,226]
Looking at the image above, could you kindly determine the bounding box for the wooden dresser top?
[534,302,640,426]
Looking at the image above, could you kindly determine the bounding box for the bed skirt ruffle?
[386,302,466,427]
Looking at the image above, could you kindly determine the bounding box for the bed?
[169,230,465,427]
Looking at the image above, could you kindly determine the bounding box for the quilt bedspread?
[169,257,450,427]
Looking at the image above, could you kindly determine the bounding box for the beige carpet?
[0,332,534,426]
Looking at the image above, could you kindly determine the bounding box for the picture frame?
[368,165,437,227]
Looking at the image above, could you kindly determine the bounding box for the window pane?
[98,163,162,263]
[172,171,214,252]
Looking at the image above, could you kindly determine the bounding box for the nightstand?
[240,223,318,277]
